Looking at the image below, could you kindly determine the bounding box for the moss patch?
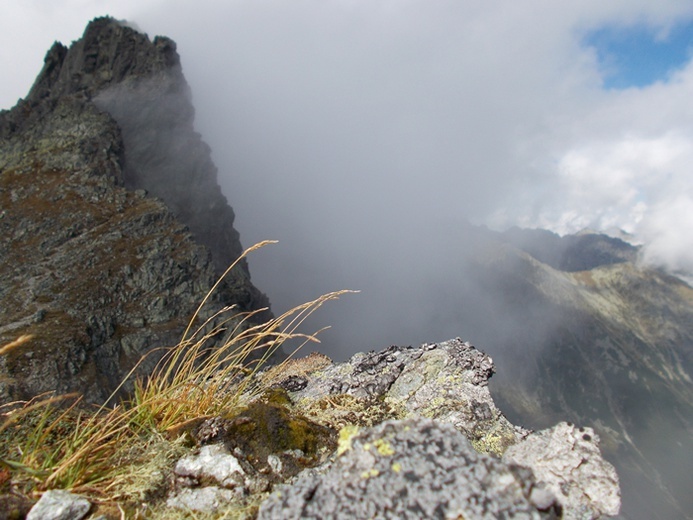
[222,394,336,472]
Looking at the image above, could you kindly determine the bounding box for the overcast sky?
[1,0,693,354]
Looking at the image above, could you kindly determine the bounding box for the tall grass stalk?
[131,288,352,434]
[0,241,353,497]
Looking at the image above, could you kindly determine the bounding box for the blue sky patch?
[584,20,693,89]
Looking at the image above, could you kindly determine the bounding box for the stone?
[503,422,621,519]
[174,443,245,488]
[26,490,91,520]
[166,486,241,512]
[274,338,524,456]
[258,417,560,519]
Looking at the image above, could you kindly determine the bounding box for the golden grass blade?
[180,240,277,344]
[0,334,34,356]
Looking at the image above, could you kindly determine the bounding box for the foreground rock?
[503,422,621,519]
[259,417,559,520]
[26,489,91,520]
[14,340,619,518]
[160,339,620,518]
[266,338,525,456]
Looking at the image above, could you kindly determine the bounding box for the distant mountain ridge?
[472,226,693,520]
[499,227,639,271]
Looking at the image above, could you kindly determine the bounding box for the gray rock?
[26,490,91,520]
[166,486,241,512]
[503,422,621,519]
[174,443,245,488]
[283,338,524,455]
[258,417,559,520]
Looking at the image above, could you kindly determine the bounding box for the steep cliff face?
[0,18,270,403]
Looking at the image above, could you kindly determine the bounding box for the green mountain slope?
[479,233,693,520]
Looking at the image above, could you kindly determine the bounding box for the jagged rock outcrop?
[0,18,270,403]
[267,338,524,456]
[23,340,619,518]
[1,16,265,287]
[155,339,618,518]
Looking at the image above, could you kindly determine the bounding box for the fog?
[3,0,692,357]
[131,0,693,357]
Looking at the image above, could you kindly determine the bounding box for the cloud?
[2,0,693,347]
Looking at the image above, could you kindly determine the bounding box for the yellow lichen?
[337,424,360,456]
[470,427,517,457]
[373,438,395,456]
[360,468,380,479]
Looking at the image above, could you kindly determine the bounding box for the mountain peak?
[27,17,178,105]
[0,17,271,403]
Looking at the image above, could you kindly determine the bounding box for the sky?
[1,0,693,354]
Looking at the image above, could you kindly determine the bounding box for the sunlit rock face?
[0,17,270,403]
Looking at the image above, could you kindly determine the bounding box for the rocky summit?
[0,17,270,403]
[16,339,621,519]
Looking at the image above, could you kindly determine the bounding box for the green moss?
[261,387,293,407]
[224,399,336,464]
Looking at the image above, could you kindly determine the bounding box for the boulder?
[26,490,91,520]
[269,338,525,456]
[258,417,560,519]
[503,422,621,519]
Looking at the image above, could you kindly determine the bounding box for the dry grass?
[0,334,34,356]
[0,241,353,509]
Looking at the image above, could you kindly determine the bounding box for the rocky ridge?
[0,17,270,403]
[20,339,621,519]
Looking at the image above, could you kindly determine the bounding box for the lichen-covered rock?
[190,396,337,485]
[26,489,91,520]
[156,341,620,518]
[503,422,621,519]
[258,417,560,519]
[270,338,525,455]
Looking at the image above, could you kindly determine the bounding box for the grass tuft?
[0,241,353,509]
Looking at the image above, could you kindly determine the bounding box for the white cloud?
[639,193,693,274]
